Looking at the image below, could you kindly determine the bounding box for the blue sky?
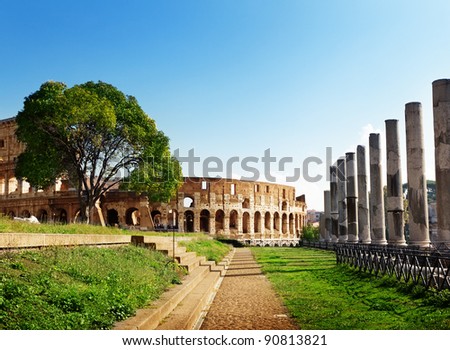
[1,0,449,210]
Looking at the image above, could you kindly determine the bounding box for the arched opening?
[229,210,238,230]
[242,198,250,209]
[289,213,294,234]
[107,209,119,227]
[8,210,15,218]
[254,211,261,233]
[264,212,271,231]
[8,177,17,194]
[215,210,224,232]
[200,209,210,232]
[183,197,194,208]
[242,212,250,234]
[273,212,280,231]
[184,210,194,232]
[21,209,31,218]
[126,207,140,226]
[282,213,288,234]
[282,201,288,211]
[151,210,162,228]
[54,208,67,224]
[37,209,48,223]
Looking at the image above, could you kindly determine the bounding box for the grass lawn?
[179,237,231,263]
[252,247,450,330]
[0,245,182,329]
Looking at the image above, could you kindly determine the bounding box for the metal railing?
[334,243,450,291]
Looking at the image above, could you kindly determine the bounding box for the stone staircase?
[114,236,234,330]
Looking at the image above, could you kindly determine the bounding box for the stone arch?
[273,212,280,231]
[282,201,288,211]
[254,211,261,233]
[107,209,119,226]
[37,209,48,223]
[54,208,67,224]
[151,210,162,227]
[264,212,271,231]
[215,209,224,232]
[183,196,194,208]
[282,213,288,234]
[200,209,210,232]
[21,209,31,218]
[125,207,140,226]
[229,210,238,230]
[289,213,294,234]
[242,198,250,209]
[8,177,17,193]
[242,212,250,234]
[184,210,194,232]
[8,210,15,218]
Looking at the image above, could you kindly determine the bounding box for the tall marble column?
[357,145,371,244]
[330,166,339,242]
[385,119,406,246]
[432,79,450,244]
[324,190,331,242]
[405,102,430,247]
[337,158,348,242]
[369,133,387,244]
[346,152,358,243]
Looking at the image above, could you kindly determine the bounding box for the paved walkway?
[200,248,299,330]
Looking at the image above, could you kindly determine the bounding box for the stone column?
[346,152,358,243]
[357,145,371,244]
[369,133,387,244]
[330,166,339,242]
[337,158,348,242]
[209,216,216,236]
[385,119,406,246]
[405,102,430,247]
[324,190,331,242]
[432,79,450,243]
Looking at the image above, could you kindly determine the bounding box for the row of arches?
[6,208,67,223]
[145,208,304,235]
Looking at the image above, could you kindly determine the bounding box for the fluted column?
[337,158,348,242]
[346,152,358,243]
[369,133,387,244]
[324,190,331,242]
[432,79,450,243]
[405,102,430,247]
[357,145,371,243]
[385,119,406,246]
[330,166,339,242]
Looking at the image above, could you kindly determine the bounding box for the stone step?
[180,255,207,273]
[113,263,211,330]
[156,266,222,330]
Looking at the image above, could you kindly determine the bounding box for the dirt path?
[200,247,299,330]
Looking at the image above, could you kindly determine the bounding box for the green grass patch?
[252,247,450,330]
[0,245,182,330]
[179,238,231,263]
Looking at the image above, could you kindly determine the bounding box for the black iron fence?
[302,240,450,291]
[336,243,450,291]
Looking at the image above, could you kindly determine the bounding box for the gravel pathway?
[200,247,299,330]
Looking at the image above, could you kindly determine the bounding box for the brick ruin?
[0,118,307,243]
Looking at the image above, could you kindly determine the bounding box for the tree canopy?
[15,81,182,223]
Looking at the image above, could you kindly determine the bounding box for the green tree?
[15,81,182,223]
[302,224,320,242]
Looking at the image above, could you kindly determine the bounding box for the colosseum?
[0,117,307,246]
